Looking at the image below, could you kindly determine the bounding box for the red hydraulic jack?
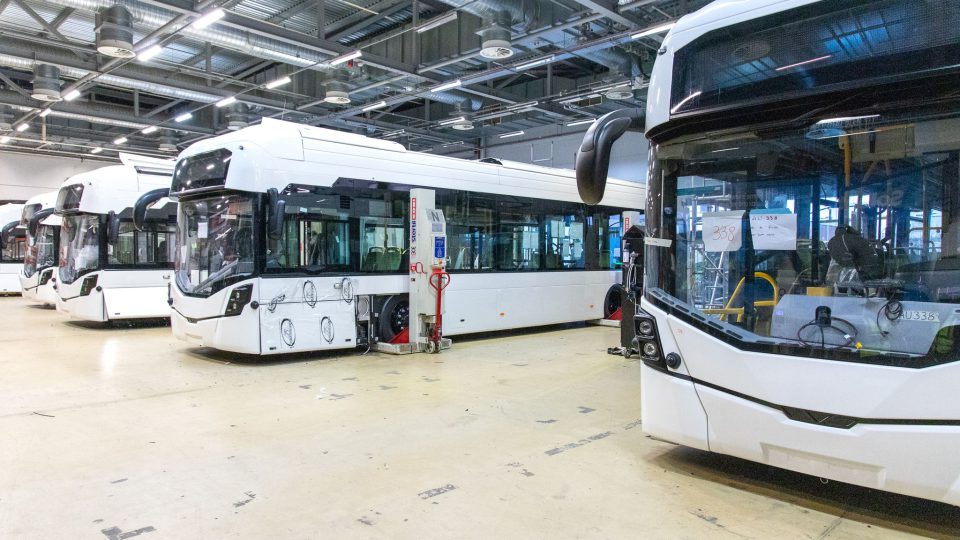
[426,267,450,353]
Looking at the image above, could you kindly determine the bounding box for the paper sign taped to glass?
[750,210,797,250]
[702,210,744,252]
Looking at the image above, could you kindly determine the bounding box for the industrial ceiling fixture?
[323,80,352,105]
[158,135,179,152]
[31,64,62,102]
[226,103,251,131]
[96,5,136,58]
[478,21,514,60]
[604,84,635,100]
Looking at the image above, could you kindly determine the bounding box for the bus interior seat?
[363,246,383,272]
[380,247,402,271]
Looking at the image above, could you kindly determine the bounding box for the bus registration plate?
[903,310,940,322]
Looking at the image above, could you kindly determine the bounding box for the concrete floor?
[1,296,958,539]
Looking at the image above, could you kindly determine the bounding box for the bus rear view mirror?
[28,208,54,238]
[134,188,170,231]
[575,108,643,205]
[267,188,286,240]
[107,211,121,245]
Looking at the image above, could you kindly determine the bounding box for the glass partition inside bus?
[647,99,960,364]
[175,194,256,297]
[60,214,99,284]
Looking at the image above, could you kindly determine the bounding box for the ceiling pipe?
[0,88,213,134]
[40,0,342,71]
[0,51,221,103]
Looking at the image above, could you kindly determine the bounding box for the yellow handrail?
[703,271,779,322]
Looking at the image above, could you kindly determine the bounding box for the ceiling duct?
[96,5,136,58]
[439,0,538,59]
[323,80,351,105]
[31,64,62,102]
[226,103,251,130]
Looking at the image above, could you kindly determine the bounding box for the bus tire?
[603,284,625,318]
[379,295,409,342]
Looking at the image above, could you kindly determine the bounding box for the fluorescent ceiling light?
[566,118,596,127]
[711,147,739,153]
[329,50,362,66]
[776,54,832,72]
[192,8,225,30]
[631,22,676,40]
[515,55,555,71]
[499,130,524,139]
[507,101,538,111]
[141,125,158,134]
[38,109,51,118]
[215,96,237,108]
[362,100,387,112]
[137,44,164,62]
[90,147,103,154]
[63,89,81,101]
[174,112,193,122]
[431,79,462,93]
[382,129,405,138]
[113,137,128,145]
[816,114,880,124]
[439,116,466,126]
[15,123,28,132]
[265,76,292,89]
[0,136,10,144]
[670,90,702,114]
[416,11,457,33]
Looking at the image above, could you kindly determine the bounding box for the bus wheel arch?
[378,295,409,342]
[603,284,625,319]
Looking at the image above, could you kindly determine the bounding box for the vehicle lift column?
[377,188,452,354]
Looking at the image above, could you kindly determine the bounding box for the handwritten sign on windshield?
[702,210,744,252]
[750,211,797,250]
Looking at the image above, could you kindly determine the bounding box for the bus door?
[260,214,358,353]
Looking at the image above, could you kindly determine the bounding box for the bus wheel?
[603,284,625,318]
[379,296,409,342]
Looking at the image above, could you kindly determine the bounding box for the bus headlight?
[637,319,654,336]
[642,342,659,357]
[79,274,98,296]
[224,284,254,317]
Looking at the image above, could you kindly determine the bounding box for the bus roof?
[56,153,174,215]
[647,0,820,132]
[0,203,24,229]
[177,118,645,209]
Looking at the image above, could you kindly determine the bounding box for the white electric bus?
[0,203,26,294]
[168,118,644,355]
[578,0,960,505]
[19,191,60,305]
[54,154,176,322]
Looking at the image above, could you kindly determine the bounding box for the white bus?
[168,118,644,355]
[19,191,61,305]
[579,0,960,505]
[0,203,26,295]
[54,154,176,322]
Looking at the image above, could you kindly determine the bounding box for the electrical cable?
[875,299,903,337]
[797,316,859,349]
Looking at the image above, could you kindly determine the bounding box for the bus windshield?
[60,214,100,284]
[647,101,960,363]
[23,224,57,277]
[176,193,255,297]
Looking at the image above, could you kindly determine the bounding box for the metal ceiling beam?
[0,71,34,100]
[325,1,410,42]
[565,0,638,27]
[11,0,89,60]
